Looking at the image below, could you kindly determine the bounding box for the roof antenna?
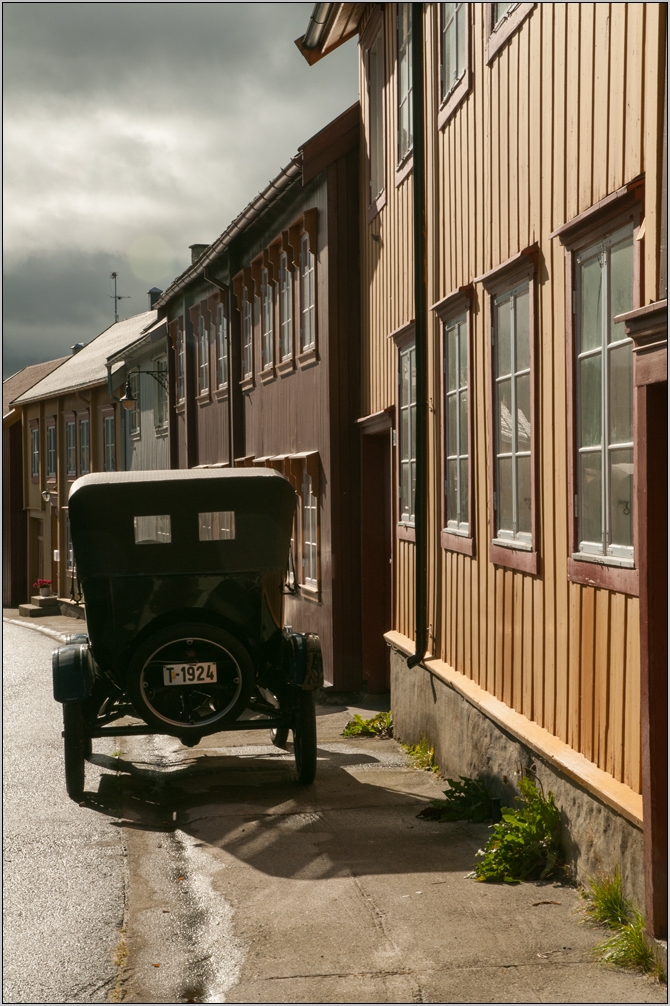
[110,272,131,323]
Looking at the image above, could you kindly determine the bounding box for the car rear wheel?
[270,726,289,748]
[63,703,86,801]
[293,690,317,785]
[127,623,254,739]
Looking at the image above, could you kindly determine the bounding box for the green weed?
[403,735,439,772]
[418,776,494,822]
[474,775,561,883]
[581,869,666,982]
[342,711,393,738]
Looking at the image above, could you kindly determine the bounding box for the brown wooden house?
[299,3,667,934]
[155,105,362,690]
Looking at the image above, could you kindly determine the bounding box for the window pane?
[459,457,468,525]
[496,297,511,375]
[517,455,531,534]
[458,319,467,387]
[579,452,602,547]
[401,406,410,461]
[459,389,468,455]
[447,394,457,455]
[609,448,633,548]
[609,234,634,344]
[446,457,458,522]
[497,457,513,532]
[198,511,235,541]
[514,288,530,371]
[456,3,465,76]
[497,379,513,452]
[446,324,458,391]
[516,372,531,451]
[579,353,602,448]
[134,515,171,544]
[608,341,633,445]
[580,254,602,353]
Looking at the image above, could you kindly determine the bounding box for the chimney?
[71,343,85,355]
[189,244,208,264]
[148,287,162,309]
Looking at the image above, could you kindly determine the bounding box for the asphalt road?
[3,621,125,1004]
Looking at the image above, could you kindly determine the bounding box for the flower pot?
[39,586,52,597]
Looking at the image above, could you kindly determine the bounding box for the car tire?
[126,622,254,739]
[63,703,86,801]
[293,690,317,785]
[270,726,289,749]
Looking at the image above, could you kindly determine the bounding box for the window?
[279,253,293,361]
[66,420,76,477]
[302,470,318,588]
[441,3,466,101]
[154,356,168,429]
[46,423,56,478]
[493,284,532,549]
[176,322,185,403]
[398,341,416,528]
[134,514,171,544]
[485,3,535,64]
[261,268,274,370]
[78,417,90,474]
[362,9,386,215]
[129,373,141,436]
[574,226,634,567]
[216,302,228,388]
[397,3,413,166]
[300,234,315,352]
[31,426,39,479]
[242,289,253,380]
[444,313,470,535]
[103,415,116,472]
[198,511,235,541]
[198,315,209,394]
[66,517,75,573]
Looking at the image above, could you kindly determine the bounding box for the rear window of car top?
[134,515,171,544]
[198,511,235,540]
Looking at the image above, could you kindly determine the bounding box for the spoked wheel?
[63,703,86,801]
[270,726,289,749]
[293,690,317,785]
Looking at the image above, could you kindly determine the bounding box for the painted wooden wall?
[358,3,665,794]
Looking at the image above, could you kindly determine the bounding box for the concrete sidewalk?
[114,706,665,1004]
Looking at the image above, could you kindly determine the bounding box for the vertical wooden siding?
[360,3,663,793]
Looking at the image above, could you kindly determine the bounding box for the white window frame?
[363,12,386,216]
[153,355,168,430]
[301,469,318,589]
[396,3,413,168]
[46,424,56,478]
[216,302,228,388]
[31,427,39,479]
[197,315,209,394]
[66,420,76,477]
[398,340,416,527]
[261,268,274,371]
[78,416,90,474]
[300,234,315,353]
[574,224,635,567]
[176,322,185,403]
[242,289,253,380]
[103,415,116,472]
[129,372,141,437]
[443,312,469,535]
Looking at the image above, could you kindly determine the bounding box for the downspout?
[407,3,428,669]
[204,267,235,468]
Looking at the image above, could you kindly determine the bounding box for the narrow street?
[3,615,667,1004]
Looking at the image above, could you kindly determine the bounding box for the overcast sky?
[3,2,358,378]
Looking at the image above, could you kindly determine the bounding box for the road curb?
[3,617,72,643]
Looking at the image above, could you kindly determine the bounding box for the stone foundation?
[390,646,645,909]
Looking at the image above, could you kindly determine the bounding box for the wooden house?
[12,310,158,603]
[298,3,667,934]
[154,105,362,690]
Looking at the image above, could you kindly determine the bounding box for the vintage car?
[52,468,323,800]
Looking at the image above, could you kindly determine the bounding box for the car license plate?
[163,663,218,686]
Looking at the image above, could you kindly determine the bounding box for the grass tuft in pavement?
[342,711,393,738]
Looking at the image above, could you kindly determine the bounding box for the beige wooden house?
[298,3,667,937]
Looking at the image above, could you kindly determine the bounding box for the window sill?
[130,431,141,441]
[277,357,295,376]
[196,390,211,405]
[259,367,276,385]
[441,530,475,557]
[395,155,413,188]
[240,376,255,393]
[214,387,229,402]
[485,2,536,64]
[437,70,470,130]
[492,536,533,552]
[489,542,539,575]
[299,583,321,602]
[397,523,416,543]
[175,401,185,415]
[367,189,387,224]
[297,348,318,369]
[567,555,639,595]
[154,427,168,438]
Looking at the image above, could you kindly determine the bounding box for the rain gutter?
[407,3,428,669]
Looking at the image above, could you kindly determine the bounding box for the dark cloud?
[3,2,358,377]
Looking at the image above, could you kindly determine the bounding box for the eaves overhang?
[295,2,366,65]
